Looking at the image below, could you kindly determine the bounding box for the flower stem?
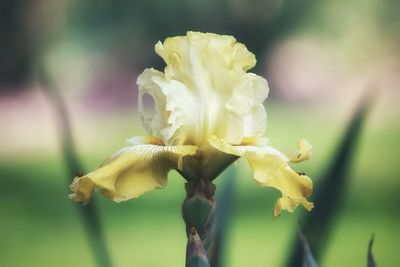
[182,179,216,266]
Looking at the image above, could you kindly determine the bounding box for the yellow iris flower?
[69,31,313,217]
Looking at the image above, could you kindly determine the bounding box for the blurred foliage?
[0,0,34,87]
[40,68,113,267]
[67,0,320,71]
[377,0,400,42]
[287,95,370,267]
[296,228,378,267]
[298,228,318,267]
[209,167,236,267]
[2,0,399,91]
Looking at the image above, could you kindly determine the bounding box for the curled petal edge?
[287,139,313,163]
[209,136,313,217]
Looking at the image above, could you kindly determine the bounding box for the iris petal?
[138,32,268,147]
[69,136,197,203]
[287,139,313,163]
[224,73,269,144]
[209,136,313,217]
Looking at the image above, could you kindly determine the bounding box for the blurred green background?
[0,0,399,266]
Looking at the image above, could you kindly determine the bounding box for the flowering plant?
[69,31,313,265]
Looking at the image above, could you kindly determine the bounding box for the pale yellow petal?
[223,73,269,144]
[137,68,201,146]
[155,31,256,84]
[69,137,197,203]
[149,31,262,145]
[208,136,286,159]
[137,68,169,136]
[209,136,313,216]
[287,139,313,163]
[151,75,201,145]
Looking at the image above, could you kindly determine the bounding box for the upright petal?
[223,73,269,144]
[209,136,313,217]
[137,68,201,145]
[137,69,169,136]
[155,31,256,84]
[69,136,197,203]
[144,31,263,146]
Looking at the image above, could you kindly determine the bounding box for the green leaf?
[39,64,113,267]
[286,95,371,267]
[367,235,377,267]
[298,226,318,267]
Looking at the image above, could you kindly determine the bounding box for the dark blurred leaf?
[39,65,113,267]
[0,0,35,88]
[287,94,372,267]
[298,225,318,267]
[208,167,237,267]
[368,235,377,267]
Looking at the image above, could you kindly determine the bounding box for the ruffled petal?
[137,68,169,136]
[69,136,197,203]
[209,136,313,217]
[142,31,263,146]
[155,31,256,84]
[223,73,269,144]
[287,139,313,163]
[137,68,201,145]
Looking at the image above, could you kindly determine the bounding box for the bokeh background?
[0,0,399,266]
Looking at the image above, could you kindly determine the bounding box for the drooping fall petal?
[69,136,197,203]
[209,136,313,217]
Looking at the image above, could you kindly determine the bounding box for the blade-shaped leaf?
[367,235,377,267]
[39,65,113,267]
[287,94,371,267]
[298,225,318,267]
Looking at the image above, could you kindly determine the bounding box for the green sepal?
[182,179,216,251]
[183,193,214,232]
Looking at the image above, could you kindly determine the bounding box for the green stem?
[182,179,216,266]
